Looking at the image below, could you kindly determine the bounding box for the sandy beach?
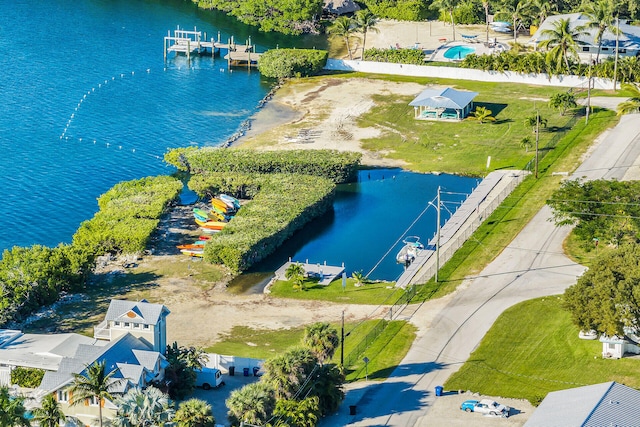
[235,20,531,166]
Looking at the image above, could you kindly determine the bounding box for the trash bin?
[229,366,235,376]
[243,367,250,376]
[435,385,443,397]
[349,405,357,415]
[253,366,260,376]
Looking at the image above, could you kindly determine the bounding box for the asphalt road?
[321,111,640,426]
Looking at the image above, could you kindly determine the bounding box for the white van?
[195,367,223,390]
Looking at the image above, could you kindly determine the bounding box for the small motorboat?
[396,236,425,265]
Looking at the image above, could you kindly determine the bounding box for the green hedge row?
[72,176,183,255]
[189,172,335,272]
[165,148,361,184]
[363,48,427,65]
[11,367,45,388]
[258,49,328,79]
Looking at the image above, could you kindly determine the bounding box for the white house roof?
[524,382,640,426]
[323,0,360,15]
[105,299,170,326]
[530,13,640,51]
[409,87,478,110]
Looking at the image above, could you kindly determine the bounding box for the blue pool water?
[443,45,476,60]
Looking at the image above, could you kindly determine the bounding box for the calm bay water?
[0,0,324,252]
[251,169,479,281]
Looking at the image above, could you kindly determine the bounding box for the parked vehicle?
[460,399,510,417]
[195,367,224,390]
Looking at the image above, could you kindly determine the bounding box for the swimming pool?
[443,45,476,60]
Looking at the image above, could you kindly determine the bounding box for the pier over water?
[163,26,261,67]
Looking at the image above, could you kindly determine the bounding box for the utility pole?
[535,110,539,179]
[435,186,441,283]
[340,310,345,366]
[613,14,620,91]
[586,54,593,124]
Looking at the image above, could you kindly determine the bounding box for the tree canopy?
[564,244,640,336]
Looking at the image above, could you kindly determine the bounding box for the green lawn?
[268,277,401,305]
[445,297,640,405]
[205,320,417,382]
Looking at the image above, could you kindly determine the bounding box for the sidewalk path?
[320,113,640,426]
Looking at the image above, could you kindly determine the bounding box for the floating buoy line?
[59,65,281,158]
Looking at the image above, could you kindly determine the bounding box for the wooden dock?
[163,26,261,67]
[275,260,345,286]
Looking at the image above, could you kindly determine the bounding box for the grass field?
[444,296,640,405]
[268,277,400,305]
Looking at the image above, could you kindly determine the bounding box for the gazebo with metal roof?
[409,87,479,120]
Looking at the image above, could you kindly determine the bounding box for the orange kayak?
[212,197,234,213]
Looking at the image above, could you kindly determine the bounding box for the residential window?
[582,47,589,52]
[124,322,130,328]
[609,343,616,350]
[114,321,120,326]
[133,323,140,329]
[143,324,150,330]
[90,396,100,406]
[619,49,627,53]
[57,390,69,402]
[602,47,609,51]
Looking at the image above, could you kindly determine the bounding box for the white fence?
[324,59,614,90]
[205,353,264,375]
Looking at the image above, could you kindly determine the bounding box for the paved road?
[321,112,640,426]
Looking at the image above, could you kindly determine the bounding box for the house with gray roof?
[409,87,479,120]
[524,381,640,426]
[529,13,640,62]
[0,299,170,426]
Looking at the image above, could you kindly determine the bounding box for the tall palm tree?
[354,10,379,59]
[69,360,123,427]
[272,397,320,427]
[174,399,215,427]
[524,114,548,132]
[583,0,619,63]
[285,262,305,290]
[262,347,317,399]
[500,0,531,43]
[431,0,460,41]
[538,17,587,73]
[530,0,556,26]
[302,322,339,365]
[617,83,640,115]
[32,395,65,427]
[112,386,174,427]
[328,17,356,60]
[226,382,275,427]
[0,386,30,427]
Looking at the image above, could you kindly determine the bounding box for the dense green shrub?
[0,244,89,325]
[11,367,45,388]
[165,148,361,184]
[72,176,182,255]
[258,49,328,79]
[364,47,427,65]
[360,0,433,20]
[189,173,335,272]
[438,1,484,24]
[193,0,322,35]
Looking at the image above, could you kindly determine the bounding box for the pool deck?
[429,39,507,62]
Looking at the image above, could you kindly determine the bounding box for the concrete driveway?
[320,113,640,426]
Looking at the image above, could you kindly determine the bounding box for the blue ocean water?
[0,0,323,253]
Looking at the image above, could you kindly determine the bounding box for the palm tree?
[530,0,556,26]
[524,114,548,132]
[69,360,123,427]
[583,0,619,63]
[431,0,460,41]
[549,92,577,116]
[538,17,587,73]
[351,270,366,286]
[302,322,339,365]
[499,0,531,43]
[469,106,496,123]
[354,10,379,59]
[0,386,30,427]
[306,364,345,416]
[272,397,320,427]
[112,386,174,427]
[520,136,533,152]
[262,347,317,399]
[226,382,275,427]
[328,17,356,60]
[617,83,640,115]
[285,262,305,290]
[174,399,215,427]
[32,395,65,427]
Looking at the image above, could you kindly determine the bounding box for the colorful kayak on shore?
[211,197,235,214]
[194,219,227,230]
[219,194,241,210]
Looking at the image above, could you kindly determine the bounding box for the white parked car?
[460,399,510,417]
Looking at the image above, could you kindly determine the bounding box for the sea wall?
[325,59,614,90]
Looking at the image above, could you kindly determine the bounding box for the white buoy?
[132,149,135,153]
[98,84,101,88]
[79,138,82,142]
[106,143,110,147]
[119,145,122,149]
[83,95,86,99]
[92,88,95,92]
[121,73,124,77]
[93,140,96,144]
[112,77,115,80]
[146,69,150,73]
[131,71,134,75]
